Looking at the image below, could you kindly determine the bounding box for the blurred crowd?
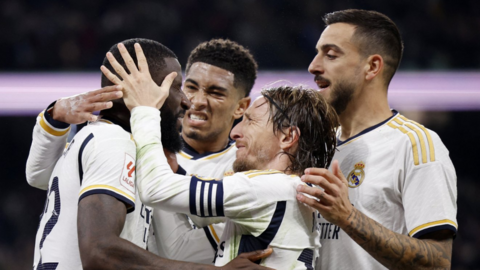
[1,1,479,269]
[1,0,479,71]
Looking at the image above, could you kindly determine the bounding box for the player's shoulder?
[82,120,133,142]
[237,169,286,179]
[384,113,448,166]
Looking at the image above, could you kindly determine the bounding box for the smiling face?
[308,23,365,115]
[153,57,191,152]
[230,97,281,172]
[182,62,248,146]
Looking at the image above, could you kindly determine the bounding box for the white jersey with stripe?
[131,106,320,269]
[316,111,457,270]
[149,140,236,263]
[26,109,153,270]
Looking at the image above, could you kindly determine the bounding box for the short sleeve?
[78,133,137,212]
[403,133,457,238]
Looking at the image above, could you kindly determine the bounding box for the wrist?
[339,206,356,229]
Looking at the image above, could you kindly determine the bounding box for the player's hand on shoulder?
[52,85,122,124]
[296,160,353,228]
[100,43,176,111]
[222,248,275,270]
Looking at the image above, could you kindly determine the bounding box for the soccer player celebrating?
[296,9,457,269]
[101,43,338,269]
[26,38,271,270]
[150,39,257,264]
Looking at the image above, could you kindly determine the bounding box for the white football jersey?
[150,140,236,264]
[131,107,320,269]
[26,109,153,270]
[316,111,457,270]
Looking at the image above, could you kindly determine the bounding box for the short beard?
[161,109,183,153]
[329,79,355,116]
[233,146,274,173]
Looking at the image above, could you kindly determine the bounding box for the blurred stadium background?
[1,0,479,269]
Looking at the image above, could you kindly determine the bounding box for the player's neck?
[338,84,392,141]
[182,133,231,155]
[263,154,294,175]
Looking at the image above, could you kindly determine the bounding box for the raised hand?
[296,160,353,228]
[51,85,123,124]
[100,43,176,111]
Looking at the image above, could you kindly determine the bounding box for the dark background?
[1,0,479,269]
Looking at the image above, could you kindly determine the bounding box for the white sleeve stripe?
[211,184,218,216]
[203,182,211,216]
[189,176,224,217]
[196,182,202,216]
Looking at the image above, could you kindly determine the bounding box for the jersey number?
[36,177,61,270]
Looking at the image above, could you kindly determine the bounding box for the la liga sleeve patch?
[120,153,136,194]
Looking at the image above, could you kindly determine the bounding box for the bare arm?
[78,194,273,270]
[296,160,453,270]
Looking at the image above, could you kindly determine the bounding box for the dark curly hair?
[186,39,257,97]
[261,85,339,175]
[101,38,177,87]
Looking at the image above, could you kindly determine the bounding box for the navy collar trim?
[181,136,235,160]
[337,110,398,146]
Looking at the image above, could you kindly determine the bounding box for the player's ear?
[279,126,300,151]
[233,96,251,120]
[365,54,383,81]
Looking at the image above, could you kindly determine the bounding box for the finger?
[106,52,129,80]
[297,184,335,205]
[160,72,178,90]
[101,65,123,86]
[90,89,123,103]
[79,112,99,122]
[305,167,343,187]
[134,43,149,74]
[296,192,331,212]
[83,101,113,112]
[239,247,273,261]
[331,160,348,186]
[85,85,122,98]
[118,43,139,75]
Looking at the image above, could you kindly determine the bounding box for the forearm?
[130,106,191,212]
[83,235,215,270]
[342,208,452,270]
[26,111,70,189]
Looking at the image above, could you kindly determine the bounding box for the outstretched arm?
[25,86,122,189]
[78,194,272,270]
[296,160,453,270]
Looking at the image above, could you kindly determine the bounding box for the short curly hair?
[101,38,177,87]
[186,39,258,97]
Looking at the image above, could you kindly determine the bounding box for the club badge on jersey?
[347,161,366,188]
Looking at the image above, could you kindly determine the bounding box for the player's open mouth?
[316,80,330,90]
[187,112,208,126]
[189,113,207,121]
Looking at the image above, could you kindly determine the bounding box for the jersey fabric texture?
[316,111,457,270]
[150,138,236,264]
[26,107,153,270]
[131,106,320,269]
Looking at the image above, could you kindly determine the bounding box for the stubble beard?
[233,145,274,173]
[329,79,356,116]
[161,109,183,153]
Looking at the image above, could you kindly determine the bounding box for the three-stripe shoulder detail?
[387,115,435,166]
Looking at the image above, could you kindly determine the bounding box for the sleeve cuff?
[79,186,136,213]
[409,219,458,238]
[44,101,71,129]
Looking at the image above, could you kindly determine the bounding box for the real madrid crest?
[347,161,365,188]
